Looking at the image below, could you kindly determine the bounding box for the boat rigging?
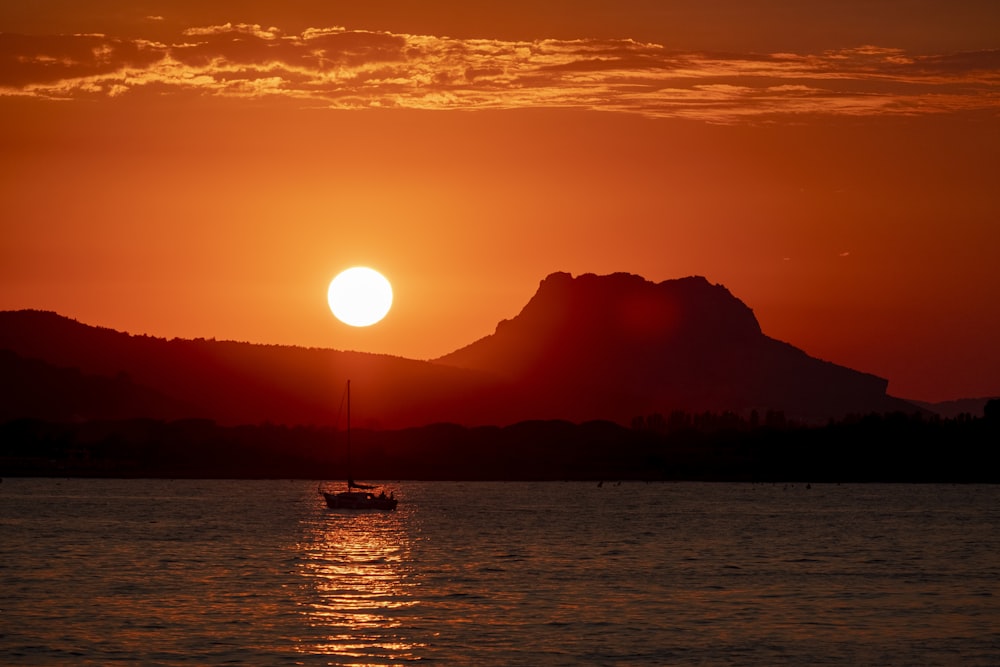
[319,380,397,511]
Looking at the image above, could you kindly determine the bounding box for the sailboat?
[319,380,398,511]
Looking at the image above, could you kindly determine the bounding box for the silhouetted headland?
[436,272,913,423]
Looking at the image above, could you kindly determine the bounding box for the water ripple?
[1,480,999,665]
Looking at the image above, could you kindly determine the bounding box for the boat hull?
[322,490,397,511]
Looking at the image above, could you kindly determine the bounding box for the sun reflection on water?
[295,502,423,665]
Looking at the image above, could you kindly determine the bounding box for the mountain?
[0,273,916,427]
[434,272,914,422]
[0,310,501,428]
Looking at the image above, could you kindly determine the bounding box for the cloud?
[1,25,997,122]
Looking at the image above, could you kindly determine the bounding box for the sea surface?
[1,479,998,665]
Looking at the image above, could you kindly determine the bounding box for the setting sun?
[327,267,393,327]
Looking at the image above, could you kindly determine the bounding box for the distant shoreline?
[3,411,997,483]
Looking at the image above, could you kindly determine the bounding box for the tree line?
[1,402,997,482]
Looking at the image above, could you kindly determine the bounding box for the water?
[2,480,998,665]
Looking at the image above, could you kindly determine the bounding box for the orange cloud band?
[2,24,998,122]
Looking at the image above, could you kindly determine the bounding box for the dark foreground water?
[2,479,998,665]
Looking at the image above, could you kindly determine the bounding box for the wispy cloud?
[2,24,998,122]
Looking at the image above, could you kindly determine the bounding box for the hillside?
[436,272,914,422]
[0,272,917,427]
[0,310,500,428]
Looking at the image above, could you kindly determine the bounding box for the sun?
[327,267,393,327]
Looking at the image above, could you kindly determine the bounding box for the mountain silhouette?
[435,272,913,423]
[0,273,916,427]
[0,310,499,428]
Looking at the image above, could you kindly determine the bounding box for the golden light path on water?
[295,505,422,665]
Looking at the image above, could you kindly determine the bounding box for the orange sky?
[2,1,999,402]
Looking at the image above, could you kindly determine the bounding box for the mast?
[343,379,375,491]
[346,379,352,491]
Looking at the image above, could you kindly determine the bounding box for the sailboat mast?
[346,379,351,491]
